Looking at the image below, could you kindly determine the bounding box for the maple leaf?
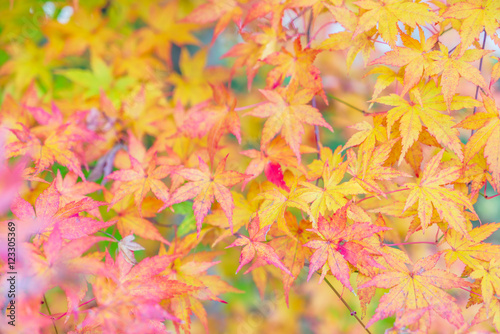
[0,41,58,93]
[29,226,111,316]
[42,7,116,58]
[137,1,200,64]
[10,181,114,241]
[307,145,344,181]
[105,190,170,245]
[160,156,249,236]
[369,26,438,96]
[443,223,500,269]
[360,252,468,330]
[353,0,439,47]
[157,242,242,334]
[443,0,500,54]
[240,135,312,188]
[319,4,376,70]
[304,206,389,290]
[299,161,365,221]
[58,55,136,101]
[182,0,244,43]
[246,88,332,164]
[106,154,175,215]
[342,117,387,153]
[168,48,229,106]
[205,84,241,164]
[347,139,409,197]
[470,258,500,317]
[376,81,480,164]
[403,150,476,236]
[226,214,292,276]
[205,185,260,246]
[427,43,491,109]
[268,214,314,306]
[6,124,88,179]
[263,38,324,96]
[118,234,146,265]
[54,170,102,207]
[472,298,500,332]
[455,92,500,191]
[366,66,402,102]
[254,171,312,236]
[85,251,194,333]
[222,27,284,89]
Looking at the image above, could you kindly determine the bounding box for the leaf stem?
[327,93,366,113]
[306,21,335,48]
[322,276,372,334]
[234,101,266,111]
[384,241,437,247]
[460,287,482,297]
[440,27,453,36]
[43,294,59,334]
[479,192,500,199]
[356,188,409,204]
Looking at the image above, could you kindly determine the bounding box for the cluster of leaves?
[1,0,500,333]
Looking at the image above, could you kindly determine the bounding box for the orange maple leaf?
[263,38,324,96]
[246,88,332,164]
[304,206,389,290]
[182,0,244,43]
[226,214,293,276]
[10,181,113,241]
[268,214,314,306]
[161,155,249,236]
[360,252,469,330]
[106,154,176,215]
[105,191,170,245]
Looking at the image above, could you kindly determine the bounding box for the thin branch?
[327,93,366,113]
[43,295,59,334]
[306,21,335,48]
[472,30,488,136]
[460,287,482,297]
[440,27,453,36]
[356,188,410,204]
[479,192,500,199]
[234,101,266,111]
[322,276,372,334]
[448,44,459,55]
[385,241,437,247]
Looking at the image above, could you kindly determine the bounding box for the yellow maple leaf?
[443,0,500,54]
[353,0,439,48]
[427,43,491,109]
[299,161,365,221]
[246,88,333,164]
[403,150,476,236]
[376,81,480,164]
[455,92,500,191]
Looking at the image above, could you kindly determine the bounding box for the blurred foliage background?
[1,0,499,333]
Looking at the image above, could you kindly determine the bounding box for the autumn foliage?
[1,0,500,333]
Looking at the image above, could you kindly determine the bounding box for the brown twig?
[43,295,59,334]
[322,276,372,334]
